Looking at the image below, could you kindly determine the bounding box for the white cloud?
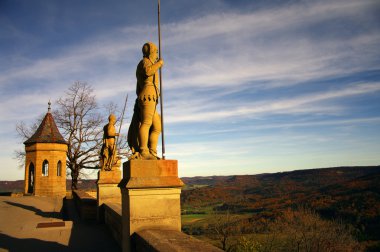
[164,0,373,45]
[1,0,378,93]
[165,82,380,123]
[162,0,380,90]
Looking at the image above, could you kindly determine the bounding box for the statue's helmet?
[142,42,158,57]
[109,114,116,122]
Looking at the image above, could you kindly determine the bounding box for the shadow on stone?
[0,192,12,196]
[4,200,62,219]
[0,233,70,251]
[63,197,120,251]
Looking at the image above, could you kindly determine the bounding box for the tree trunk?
[71,168,79,190]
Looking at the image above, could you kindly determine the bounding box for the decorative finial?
[48,100,51,113]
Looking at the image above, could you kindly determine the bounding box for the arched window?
[28,162,35,193]
[42,160,49,176]
[57,161,62,176]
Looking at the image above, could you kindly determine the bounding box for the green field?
[182,213,209,225]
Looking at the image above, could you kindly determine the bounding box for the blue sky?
[1,0,380,180]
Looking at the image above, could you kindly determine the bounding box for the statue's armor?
[103,124,115,139]
[133,42,163,158]
[136,57,161,103]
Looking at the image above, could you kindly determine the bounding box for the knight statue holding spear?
[128,42,164,160]
[128,0,166,160]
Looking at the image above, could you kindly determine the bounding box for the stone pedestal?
[97,167,122,221]
[119,160,184,252]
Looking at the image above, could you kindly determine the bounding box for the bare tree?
[209,211,241,251]
[203,207,361,252]
[14,116,44,168]
[53,82,104,190]
[15,82,130,190]
[273,208,362,252]
[232,208,362,252]
[55,82,130,189]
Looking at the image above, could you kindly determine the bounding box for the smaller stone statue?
[100,114,119,170]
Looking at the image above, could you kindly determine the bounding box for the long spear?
[107,94,128,170]
[158,0,166,160]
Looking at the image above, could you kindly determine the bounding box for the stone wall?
[134,229,223,252]
[101,202,222,252]
[104,203,122,247]
[72,190,97,220]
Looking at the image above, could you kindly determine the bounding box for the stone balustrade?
[71,191,223,252]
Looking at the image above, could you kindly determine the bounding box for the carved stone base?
[119,160,184,252]
[97,168,122,221]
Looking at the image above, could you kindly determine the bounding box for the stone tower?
[24,102,68,197]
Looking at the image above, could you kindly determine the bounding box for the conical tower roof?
[24,102,67,146]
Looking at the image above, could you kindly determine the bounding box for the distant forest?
[181,166,380,251]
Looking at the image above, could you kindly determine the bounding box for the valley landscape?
[180,166,380,251]
[1,165,379,251]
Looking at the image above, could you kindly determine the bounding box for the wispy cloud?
[171,124,380,176]
[1,0,378,93]
[164,0,373,45]
[163,0,380,89]
[168,117,380,138]
[165,82,380,123]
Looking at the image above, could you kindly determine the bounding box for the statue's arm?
[143,59,163,76]
[107,124,119,137]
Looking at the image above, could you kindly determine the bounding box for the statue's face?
[150,48,158,63]
[142,42,158,62]
[109,114,116,123]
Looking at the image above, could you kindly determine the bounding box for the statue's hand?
[158,58,164,67]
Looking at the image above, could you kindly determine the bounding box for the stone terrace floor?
[0,195,120,252]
